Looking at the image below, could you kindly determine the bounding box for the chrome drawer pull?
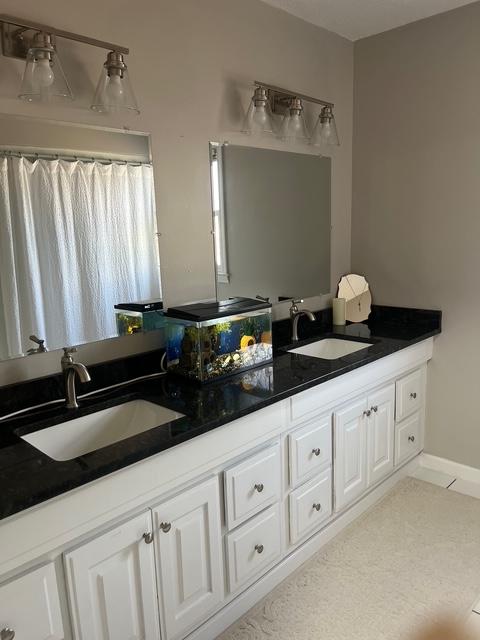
[408,435,416,443]
[254,483,264,493]
[142,532,154,544]
[410,392,417,399]
[312,448,321,457]
[363,410,371,418]
[1,629,15,640]
[255,544,264,554]
[371,405,378,413]
[159,522,172,533]
[312,503,322,512]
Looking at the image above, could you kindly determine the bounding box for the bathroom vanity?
[0,310,440,640]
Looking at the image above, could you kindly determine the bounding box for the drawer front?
[395,412,422,466]
[289,468,332,544]
[396,367,424,422]
[289,415,332,487]
[0,563,64,640]
[226,504,282,592]
[224,443,281,529]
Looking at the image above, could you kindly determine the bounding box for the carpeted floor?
[218,477,480,639]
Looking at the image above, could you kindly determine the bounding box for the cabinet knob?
[363,410,371,418]
[408,435,416,443]
[312,448,321,457]
[371,405,378,413]
[255,544,264,554]
[312,503,322,512]
[254,483,264,493]
[410,392,417,399]
[1,629,15,640]
[142,532,154,544]
[159,522,172,533]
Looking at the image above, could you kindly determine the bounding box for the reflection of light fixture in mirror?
[91,51,139,114]
[242,86,275,135]
[311,105,340,147]
[18,32,73,102]
[279,98,310,142]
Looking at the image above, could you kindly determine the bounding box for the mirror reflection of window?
[210,145,229,284]
[0,153,161,360]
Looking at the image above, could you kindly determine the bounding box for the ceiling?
[260,0,477,40]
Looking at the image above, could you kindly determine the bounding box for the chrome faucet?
[290,299,316,342]
[61,347,91,409]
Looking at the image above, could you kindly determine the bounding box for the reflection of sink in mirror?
[20,400,184,461]
[288,338,373,360]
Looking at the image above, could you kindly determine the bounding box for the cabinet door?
[367,384,395,486]
[65,512,159,640]
[0,562,64,640]
[153,476,224,640]
[334,397,368,512]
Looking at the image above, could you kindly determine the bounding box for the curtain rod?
[0,149,151,166]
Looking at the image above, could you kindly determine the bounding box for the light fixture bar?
[0,14,129,60]
[254,80,334,111]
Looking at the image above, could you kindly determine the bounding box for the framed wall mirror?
[0,114,162,362]
[209,142,331,305]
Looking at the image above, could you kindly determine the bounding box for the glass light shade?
[242,87,275,135]
[19,45,73,102]
[311,107,340,146]
[279,99,310,142]
[91,52,139,114]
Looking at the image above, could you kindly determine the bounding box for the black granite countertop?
[0,305,441,521]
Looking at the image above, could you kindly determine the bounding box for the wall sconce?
[0,14,139,114]
[242,86,275,135]
[244,81,340,147]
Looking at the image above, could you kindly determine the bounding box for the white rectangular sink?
[21,400,185,461]
[288,338,373,360]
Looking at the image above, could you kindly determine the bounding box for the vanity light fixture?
[242,86,275,135]
[244,81,340,147]
[0,14,139,113]
[311,105,340,147]
[279,97,310,142]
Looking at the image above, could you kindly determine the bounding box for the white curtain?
[0,156,161,360]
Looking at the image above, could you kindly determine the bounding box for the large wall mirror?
[0,115,161,362]
[209,143,331,304]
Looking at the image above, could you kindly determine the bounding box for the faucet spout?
[289,301,316,342]
[61,348,91,409]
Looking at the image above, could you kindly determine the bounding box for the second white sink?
[288,338,373,360]
[21,400,185,461]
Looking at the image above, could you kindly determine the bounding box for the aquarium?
[114,300,164,336]
[165,298,273,383]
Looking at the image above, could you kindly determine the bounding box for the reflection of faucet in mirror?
[26,334,47,354]
[290,299,316,342]
[61,347,91,409]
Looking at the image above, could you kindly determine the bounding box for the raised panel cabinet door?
[0,562,64,640]
[367,384,395,486]
[64,511,160,640]
[334,397,368,512]
[288,415,332,487]
[153,476,224,640]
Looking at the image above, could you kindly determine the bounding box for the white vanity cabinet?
[335,383,396,511]
[64,511,160,640]
[152,476,224,640]
[0,562,64,640]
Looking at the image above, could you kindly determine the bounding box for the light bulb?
[106,75,124,103]
[33,58,54,88]
[252,104,269,128]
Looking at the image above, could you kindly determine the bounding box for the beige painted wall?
[352,2,480,469]
[0,0,353,385]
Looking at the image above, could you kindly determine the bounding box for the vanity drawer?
[226,503,282,592]
[395,367,424,421]
[289,415,332,487]
[289,468,332,544]
[0,562,64,640]
[224,443,281,530]
[395,412,422,465]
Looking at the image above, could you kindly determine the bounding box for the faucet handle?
[63,346,77,356]
[290,298,304,315]
[61,346,77,368]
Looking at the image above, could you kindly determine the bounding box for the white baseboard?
[187,456,419,640]
[420,453,480,484]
